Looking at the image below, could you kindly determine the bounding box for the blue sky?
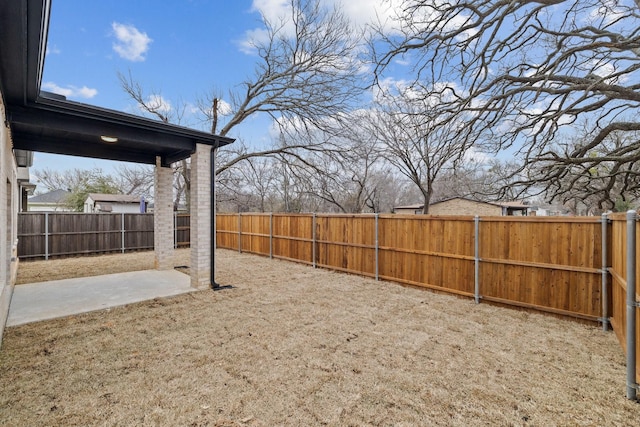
[36,0,400,180]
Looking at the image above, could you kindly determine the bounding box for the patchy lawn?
[16,251,158,284]
[2,249,639,425]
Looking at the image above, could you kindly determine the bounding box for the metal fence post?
[174,212,177,249]
[375,214,379,281]
[121,212,126,253]
[626,210,637,400]
[238,213,242,253]
[602,213,609,332]
[312,213,317,268]
[44,212,49,260]
[474,215,480,304]
[269,213,273,259]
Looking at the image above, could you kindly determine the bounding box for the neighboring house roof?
[28,189,70,204]
[87,193,141,204]
[393,203,425,210]
[430,197,528,209]
[394,197,529,211]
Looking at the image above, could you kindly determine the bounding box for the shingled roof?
[28,189,71,203]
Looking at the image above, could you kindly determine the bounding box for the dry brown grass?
[2,249,639,425]
[16,251,157,284]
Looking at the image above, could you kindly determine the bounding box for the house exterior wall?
[95,202,140,213]
[429,198,502,216]
[28,203,72,212]
[0,96,20,343]
[84,196,142,213]
[395,207,422,215]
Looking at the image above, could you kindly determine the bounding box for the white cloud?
[142,95,172,114]
[216,99,233,116]
[46,44,61,56]
[238,0,293,55]
[239,0,402,54]
[373,77,463,107]
[238,28,271,55]
[250,0,401,31]
[251,0,290,25]
[326,0,403,34]
[587,0,626,25]
[111,22,152,62]
[41,82,98,99]
[462,146,491,165]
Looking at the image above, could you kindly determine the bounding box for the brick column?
[154,157,174,270]
[190,143,211,289]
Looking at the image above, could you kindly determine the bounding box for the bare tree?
[32,168,121,211]
[33,168,90,194]
[235,156,280,212]
[119,71,192,209]
[534,124,640,213]
[373,0,640,207]
[203,0,362,137]
[367,88,472,214]
[112,164,154,200]
[287,119,394,213]
[120,0,365,213]
[270,160,308,213]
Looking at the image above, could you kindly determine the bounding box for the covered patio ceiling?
[0,0,234,167]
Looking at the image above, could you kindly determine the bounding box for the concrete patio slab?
[7,269,194,327]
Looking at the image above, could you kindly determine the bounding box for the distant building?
[394,197,529,216]
[27,189,72,212]
[528,204,573,216]
[84,193,146,213]
[393,203,425,215]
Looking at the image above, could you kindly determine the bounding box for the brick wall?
[429,198,502,216]
[190,144,211,289]
[153,158,174,270]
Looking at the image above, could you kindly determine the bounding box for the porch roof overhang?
[0,0,234,167]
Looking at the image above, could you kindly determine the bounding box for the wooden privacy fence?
[18,212,155,259]
[175,213,190,248]
[19,212,194,259]
[216,213,606,323]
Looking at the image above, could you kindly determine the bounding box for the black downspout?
[210,146,219,289]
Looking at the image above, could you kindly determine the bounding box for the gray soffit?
[0,0,234,167]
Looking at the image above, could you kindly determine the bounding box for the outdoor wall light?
[100,135,118,143]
